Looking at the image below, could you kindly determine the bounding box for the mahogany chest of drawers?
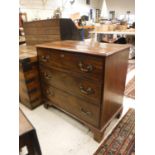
[19,45,42,109]
[36,40,130,142]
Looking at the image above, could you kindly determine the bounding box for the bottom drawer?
[42,85,100,127]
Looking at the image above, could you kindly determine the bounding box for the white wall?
[20,0,135,21]
[99,0,135,17]
[20,0,100,21]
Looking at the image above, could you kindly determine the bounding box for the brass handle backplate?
[80,85,94,95]
[80,108,92,116]
[78,62,93,72]
[41,55,49,62]
[44,72,52,80]
[46,89,54,97]
[60,54,64,58]
[41,72,52,80]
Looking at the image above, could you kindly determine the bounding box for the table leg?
[24,130,42,155]
[31,130,42,155]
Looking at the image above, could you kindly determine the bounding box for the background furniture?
[19,12,27,45]
[36,40,130,142]
[90,29,135,42]
[19,12,27,36]
[23,18,84,45]
[19,36,26,45]
[19,45,42,109]
[89,26,135,59]
[76,25,95,41]
[19,109,42,155]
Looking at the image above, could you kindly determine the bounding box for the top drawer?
[37,48,103,81]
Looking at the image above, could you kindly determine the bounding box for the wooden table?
[75,25,95,41]
[76,25,95,29]
[89,29,135,59]
[19,109,42,155]
[90,29,135,42]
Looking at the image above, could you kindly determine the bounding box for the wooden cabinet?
[19,46,42,109]
[36,40,130,142]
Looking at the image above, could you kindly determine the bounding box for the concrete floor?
[20,63,135,155]
[20,96,135,155]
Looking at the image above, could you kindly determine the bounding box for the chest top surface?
[36,40,130,56]
[19,45,36,54]
[19,45,37,62]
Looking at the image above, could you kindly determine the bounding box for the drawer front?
[42,85,100,127]
[37,48,103,81]
[40,66,101,105]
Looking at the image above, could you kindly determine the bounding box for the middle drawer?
[40,65,102,105]
[42,84,100,127]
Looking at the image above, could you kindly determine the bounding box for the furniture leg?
[27,141,35,155]
[115,108,123,119]
[44,103,49,109]
[32,130,42,155]
[27,131,42,155]
[94,130,104,142]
